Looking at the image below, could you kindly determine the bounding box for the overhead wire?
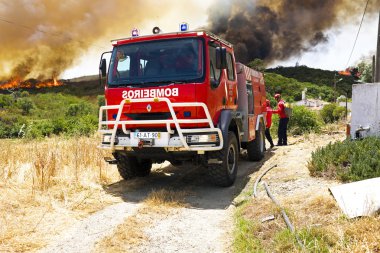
[344,0,370,68]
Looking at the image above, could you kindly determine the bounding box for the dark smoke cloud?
[207,0,380,64]
[0,0,204,80]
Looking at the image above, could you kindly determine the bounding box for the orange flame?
[338,70,351,76]
[0,77,63,90]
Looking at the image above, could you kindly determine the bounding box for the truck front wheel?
[114,153,152,180]
[136,159,152,177]
[247,123,265,161]
[207,131,238,187]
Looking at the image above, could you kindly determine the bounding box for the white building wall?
[350,83,380,138]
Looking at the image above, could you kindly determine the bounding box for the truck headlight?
[186,133,219,145]
[102,134,118,144]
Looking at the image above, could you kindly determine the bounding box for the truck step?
[104,157,117,164]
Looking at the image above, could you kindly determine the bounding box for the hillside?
[264,72,335,102]
[266,65,356,98]
[0,77,102,138]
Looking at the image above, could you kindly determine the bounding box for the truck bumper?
[98,97,223,151]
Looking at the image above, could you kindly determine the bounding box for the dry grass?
[0,136,122,252]
[239,193,380,252]
[95,189,192,252]
[143,188,192,208]
[95,214,149,253]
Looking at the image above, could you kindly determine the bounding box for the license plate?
[134,132,161,139]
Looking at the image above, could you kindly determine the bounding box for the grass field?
[0,135,121,252]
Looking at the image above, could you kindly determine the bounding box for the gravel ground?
[135,208,233,253]
[38,202,141,253]
[38,132,345,253]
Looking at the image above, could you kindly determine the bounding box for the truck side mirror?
[216,47,227,69]
[100,59,107,77]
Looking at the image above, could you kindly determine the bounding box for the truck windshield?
[108,38,204,86]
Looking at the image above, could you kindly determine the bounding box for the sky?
[272,16,378,71]
[61,8,379,79]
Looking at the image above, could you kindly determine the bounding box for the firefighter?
[175,47,196,73]
[265,99,275,148]
[274,93,289,146]
[112,50,125,79]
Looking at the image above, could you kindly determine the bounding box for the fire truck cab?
[98,29,266,187]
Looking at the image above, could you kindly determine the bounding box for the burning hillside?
[0,77,63,90]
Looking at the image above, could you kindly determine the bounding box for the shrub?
[0,94,12,108]
[272,105,321,136]
[308,137,380,182]
[332,106,346,120]
[289,106,321,135]
[320,103,345,123]
[0,114,27,138]
[25,120,55,138]
[20,91,30,97]
[51,117,70,135]
[67,115,98,136]
[97,95,105,107]
[66,102,95,117]
[17,97,35,115]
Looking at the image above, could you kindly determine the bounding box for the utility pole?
[376,12,380,82]
[373,55,376,83]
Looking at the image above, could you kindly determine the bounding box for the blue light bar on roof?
[180,22,189,32]
[131,28,139,37]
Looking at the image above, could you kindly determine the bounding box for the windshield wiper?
[137,80,187,87]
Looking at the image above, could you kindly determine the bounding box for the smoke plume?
[207,0,380,64]
[0,0,204,80]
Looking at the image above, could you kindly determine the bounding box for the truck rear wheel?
[114,153,152,180]
[247,123,265,161]
[207,131,238,187]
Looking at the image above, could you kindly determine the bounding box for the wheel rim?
[227,144,236,174]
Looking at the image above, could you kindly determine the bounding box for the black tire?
[114,153,152,180]
[207,131,239,187]
[135,159,152,177]
[169,160,183,167]
[115,154,138,180]
[247,122,265,161]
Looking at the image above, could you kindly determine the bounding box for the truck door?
[225,52,237,109]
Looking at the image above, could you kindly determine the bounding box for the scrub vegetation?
[308,137,380,182]
[266,65,355,99]
[0,91,99,138]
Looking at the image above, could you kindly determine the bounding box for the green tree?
[357,59,373,83]
[248,58,266,71]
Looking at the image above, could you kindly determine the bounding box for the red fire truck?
[99,28,267,186]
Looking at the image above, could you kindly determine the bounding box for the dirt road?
[38,132,344,253]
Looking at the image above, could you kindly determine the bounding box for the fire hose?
[253,164,277,198]
[253,165,304,248]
